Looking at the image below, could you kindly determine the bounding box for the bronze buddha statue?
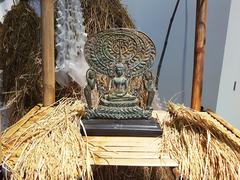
[83,28,156,120]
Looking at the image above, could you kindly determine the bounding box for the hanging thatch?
[0,1,42,124]
[81,0,135,37]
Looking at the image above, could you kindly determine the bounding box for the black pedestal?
[81,118,163,137]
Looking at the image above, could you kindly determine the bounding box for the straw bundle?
[2,100,240,179]
[2,98,93,180]
[157,102,240,179]
[0,1,42,124]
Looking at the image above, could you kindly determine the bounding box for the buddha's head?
[87,69,96,79]
[144,70,153,80]
[115,63,125,77]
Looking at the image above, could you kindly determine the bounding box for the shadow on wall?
[122,0,196,106]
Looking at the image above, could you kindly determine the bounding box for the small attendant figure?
[143,70,155,110]
[84,69,96,109]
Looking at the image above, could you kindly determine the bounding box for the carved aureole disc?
[84,28,156,77]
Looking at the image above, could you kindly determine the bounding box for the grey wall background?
[122,0,231,111]
[216,0,240,129]
[203,0,231,111]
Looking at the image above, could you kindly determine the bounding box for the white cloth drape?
[55,0,88,87]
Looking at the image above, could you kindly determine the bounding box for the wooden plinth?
[82,111,177,167]
[84,136,178,167]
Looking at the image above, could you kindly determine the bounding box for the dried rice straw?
[2,98,93,180]
[2,100,240,179]
[157,102,240,179]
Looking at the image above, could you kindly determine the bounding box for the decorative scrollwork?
[84,28,156,77]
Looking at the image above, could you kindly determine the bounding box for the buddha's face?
[116,67,124,77]
[145,72,151,80]
[88,71,96,79]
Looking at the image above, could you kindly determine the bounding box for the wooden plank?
[84,135,178,167]
[42,0,55,106]
[88,145,160,152]
[88,142,160,148]
[191,0,208,110]
[91,151,160,159]
[91,158,178,167]
[85,136,161,147]
[85,136,162,154]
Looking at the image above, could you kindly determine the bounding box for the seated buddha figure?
[101,63,137,105]
[83,28,156,119]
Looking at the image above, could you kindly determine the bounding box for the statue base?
[80,118,163,137]
[85,105,152,120]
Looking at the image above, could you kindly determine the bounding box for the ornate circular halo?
[84,28,156,77]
